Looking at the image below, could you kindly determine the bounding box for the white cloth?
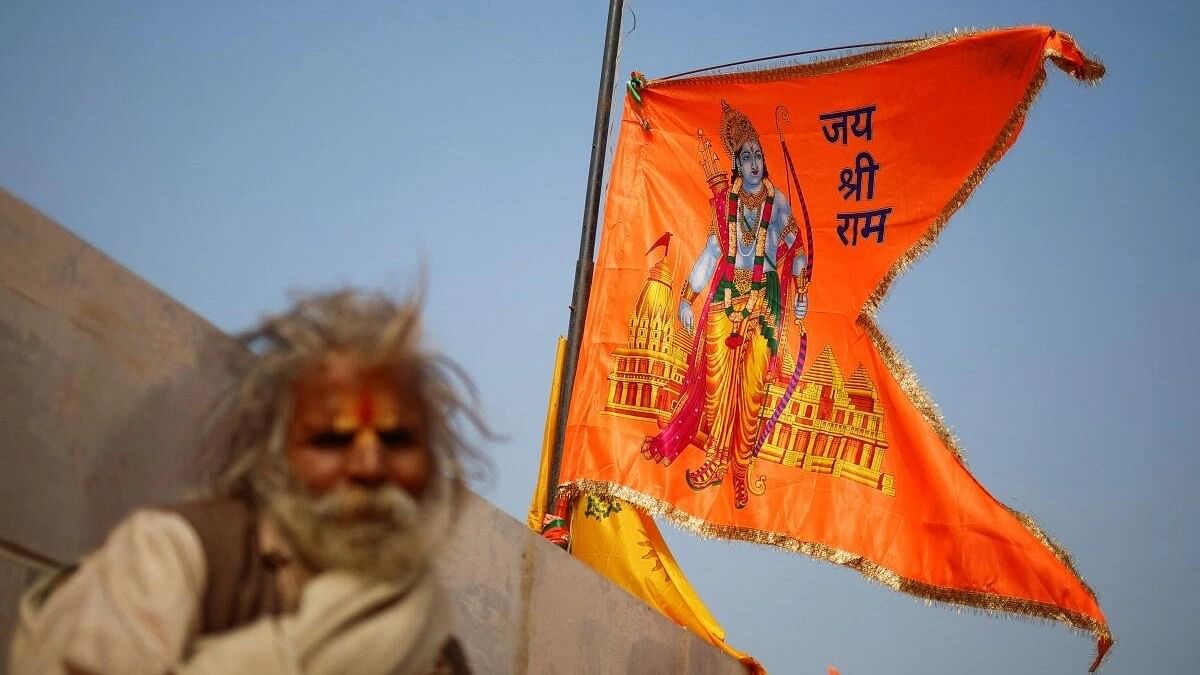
[9,510,449,675]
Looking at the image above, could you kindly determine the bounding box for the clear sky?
[2,1,1196,673]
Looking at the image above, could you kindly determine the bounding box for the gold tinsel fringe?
[558,478,1112,669]
[862,65,1049,317]
[836,34,1111,636]
[648,33,959,88]
[647,26,1105,88]
[1045,29,1106,83]
[859,315,1106,632]
[859,317,966,466]
[859,317,1107,636]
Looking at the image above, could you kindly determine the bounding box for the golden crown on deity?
[719,99,760,162]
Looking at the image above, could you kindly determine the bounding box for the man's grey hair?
[210,288,489,506]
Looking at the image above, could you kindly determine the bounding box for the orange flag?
[558,27,1111,669]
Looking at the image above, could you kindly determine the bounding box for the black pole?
[544,0,625,515]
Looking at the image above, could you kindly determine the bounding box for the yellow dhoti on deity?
[687,303,772,507]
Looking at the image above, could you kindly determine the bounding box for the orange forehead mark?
[331,415,358,434]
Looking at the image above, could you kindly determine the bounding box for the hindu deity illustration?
[604,100,896,508]
[634,100,808,509]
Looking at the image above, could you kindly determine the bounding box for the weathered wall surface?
[0,187,248,563]
[0,188,743,674]
[440,494,743,674]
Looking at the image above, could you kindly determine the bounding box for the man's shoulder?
[159,496,260,564]
[106,504,208,546]
[163,496,256,527]
[88,497,253,562]
[156,496,284,634]
[25,505,208,613]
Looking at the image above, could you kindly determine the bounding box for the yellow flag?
[570,494,765,674]
[527,337,567,532]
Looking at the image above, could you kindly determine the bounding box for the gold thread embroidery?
[733,267,752,294]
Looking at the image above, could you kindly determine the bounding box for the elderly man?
[10,290,482,674]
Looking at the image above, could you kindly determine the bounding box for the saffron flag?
[557,27,1112,668]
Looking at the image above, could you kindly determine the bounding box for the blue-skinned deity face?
[737,139,765,193]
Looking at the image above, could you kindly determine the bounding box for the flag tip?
[1088,636,1113,672]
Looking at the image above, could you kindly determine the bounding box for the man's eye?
[378,428,417,449]
[309,431,355,449]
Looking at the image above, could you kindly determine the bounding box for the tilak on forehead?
[332,386,404,431]
[304,366,404,433]
[351,389,376,428]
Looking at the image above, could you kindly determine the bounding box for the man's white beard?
[266,483,427,583]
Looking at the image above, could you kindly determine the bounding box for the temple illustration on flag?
[604,254,896,496]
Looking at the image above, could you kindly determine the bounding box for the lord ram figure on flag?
[559,27,1112,668]
[639,100,809,510]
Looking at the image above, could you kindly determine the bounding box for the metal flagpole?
[543,0,626,516]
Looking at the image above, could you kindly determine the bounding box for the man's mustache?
[308,485,416,523]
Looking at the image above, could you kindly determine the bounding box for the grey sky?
[2,1,1196,672]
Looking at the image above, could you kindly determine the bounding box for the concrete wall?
[0,187,248,564]
[0,188,743,674]
[441,493,744,674]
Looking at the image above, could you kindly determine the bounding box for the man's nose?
[346,430,386,486]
